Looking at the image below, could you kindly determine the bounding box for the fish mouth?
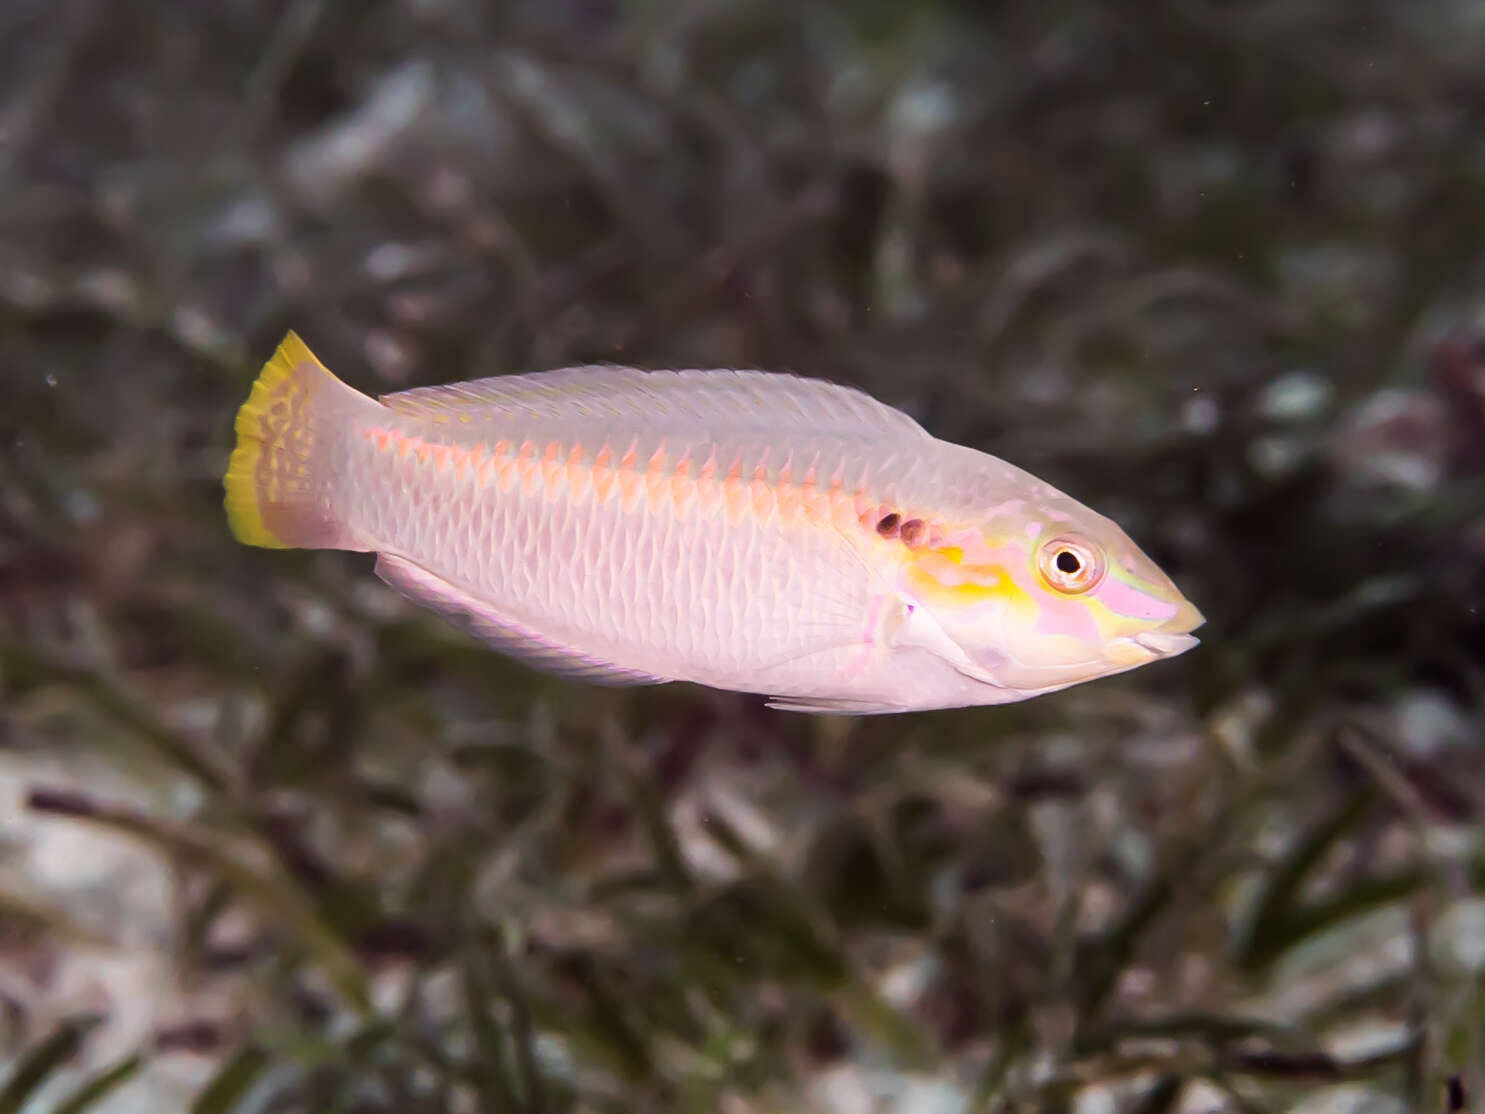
[1134,598,1205,657]
[1110,599,1205,663]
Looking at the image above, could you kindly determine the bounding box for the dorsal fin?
[379,366,930,441]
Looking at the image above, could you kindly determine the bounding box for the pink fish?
[224,333,1202,712]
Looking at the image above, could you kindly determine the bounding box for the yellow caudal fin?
[223,331,368,550]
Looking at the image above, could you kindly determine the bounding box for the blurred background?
[2,1,1484,1111]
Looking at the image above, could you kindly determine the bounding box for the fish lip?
[1132,630,1200,657]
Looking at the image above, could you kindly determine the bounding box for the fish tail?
[223,331,369,550]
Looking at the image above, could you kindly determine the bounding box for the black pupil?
[1055,550,1082,575]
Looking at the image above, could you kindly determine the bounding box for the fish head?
[895,503,1203,699]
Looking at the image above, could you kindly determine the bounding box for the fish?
[223,332,1203,713]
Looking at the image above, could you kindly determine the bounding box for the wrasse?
[224,333,1203,713]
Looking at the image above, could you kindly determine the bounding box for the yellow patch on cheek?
[1082,597,1125,640]
[1077,595,1157,644]
[904,549,1027,608]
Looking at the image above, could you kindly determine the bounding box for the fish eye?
[1036,534,1105,594]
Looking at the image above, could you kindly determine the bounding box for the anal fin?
[764,695,908,715]
[374,554,670,687]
